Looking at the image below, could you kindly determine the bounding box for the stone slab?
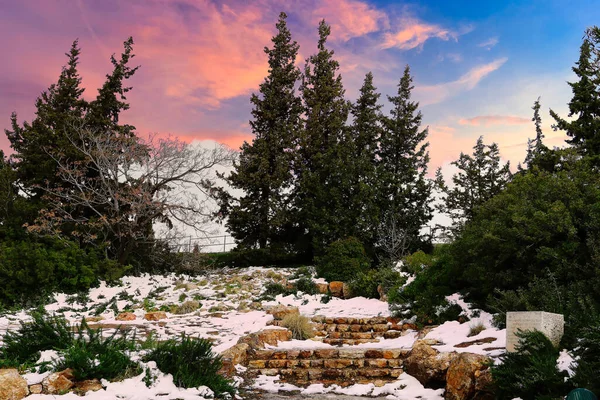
[506,311,564,352]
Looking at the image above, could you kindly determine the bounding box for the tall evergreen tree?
[348,72,383,250]
[5,40,87,202]
[378,65,432,251]
[224,12,302,249]
[295,20,351,256]
[550,26,600,164]
[436,136,512,234]
[525,97,547,166]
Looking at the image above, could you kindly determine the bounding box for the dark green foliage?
[144,336,235,398]
[402,250,435,274]
[258,282,293,301]
[571,322,600,394]
[315,237,371,282]
[0,313,74,367]
[0,236,125,307]
[491,330,570,400]
[551,26,600,165]
[53,327,140,381]
[444,152,600,343]
[377,65,432,252]
[293,277,318,295]
[435,136,512,235]
[222,12,302,250]
[349,266,405,299]
[294,20,352,256]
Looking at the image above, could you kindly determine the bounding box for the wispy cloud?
[459,115,530,126]
[478,36,499,49]
[311,0,388,41]
[416,58,508,105]
[380,18,456,50]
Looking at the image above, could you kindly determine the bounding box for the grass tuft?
[281,314,315,340]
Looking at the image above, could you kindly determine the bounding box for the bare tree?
[376,213,412,265]
[28,124,236,264]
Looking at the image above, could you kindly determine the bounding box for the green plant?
[281,314,315,340]
[315,237,371,282]
[178,293,188,302]
[349,266,405,299]
[402,250,434,274]
[292,277,318,295]
[144,335,235,398]
[491,330,570,400]
[571,322,600,394]
[258,281,293,301]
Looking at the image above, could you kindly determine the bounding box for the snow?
[557,350,575,377]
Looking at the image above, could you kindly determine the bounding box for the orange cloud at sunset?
[312,0,387,41]
[380,18,455,50]
[459,115,530,126]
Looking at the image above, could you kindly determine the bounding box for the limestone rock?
[84,316,104,323]
[445,353,493,400]
[377,284,388,302]
[74,379,103,394]
[28,384,42,395]
[115,312,136,321]
[42,368,75,394]
[266,305,299,320]
[144,311,168,321]
[238,328,292,350]
[404,340,457,388]
[329,281,344,298]
[316,283,329,294]
[0,369,28,400]
[342,282,353,299]
[220,343,250,375]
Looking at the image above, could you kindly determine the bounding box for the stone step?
[249,348,410,360]
[322,338,380,346]
[249,357,403,369]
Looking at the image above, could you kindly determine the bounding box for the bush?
[281,314,315,340]
[0,235,126,307]
[293,277,318,295]
[144,336,235,398]
[315,237,371,282]
[571,322,600,394]
[402,250,435,274]
[491,330,570,400]
[349,266,405,299]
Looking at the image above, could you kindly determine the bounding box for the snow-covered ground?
[0,266,541,400]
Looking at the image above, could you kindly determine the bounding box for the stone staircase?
[268,316,411,346]
[246,348,410,387]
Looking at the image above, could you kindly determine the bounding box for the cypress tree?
[550,26,600,164]
[295,20,351,256]
[436,136,512,234]
[348,72,383,250]
[378,65,432,251]
[224,12,302,249]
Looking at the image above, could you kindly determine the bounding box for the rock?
[454,337,497,348]
[377,284,388,302]
[182,283,199,291]
[84,316,104,323]
[445,353,494,400]
[238,328,292,350]
[74,379,103,394]
[316,283,329,294]
[144,311,168,321]
[0,369,28,400]
[404,340,457,388]
[220,343,250,376]
[115,312,136,321]
[42,368,75,394]
[266,305,299,320]
[329,281,344,297]
[342,282,353,299]
[28,384,42,395]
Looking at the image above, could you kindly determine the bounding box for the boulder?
[238,328,292,350]
[445,353,494,400]
[267,305,299,320]
[377,284,388,302]
[329,281,344,298]
[342,282,353,299]
[316,283,329,294]
[115,312,136,321]
[28,384,42,395]
[84,316,104,323]
[74,379,103,394]
[219,343,250,375]
[144,311,168,321]
[42,368,75,394]
[0,369,28,400]
[404,340,457,388]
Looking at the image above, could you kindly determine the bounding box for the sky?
[1,0,599,174]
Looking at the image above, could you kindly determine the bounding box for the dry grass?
[281,314,315,340]
[467,321,487,337]
[173,300,201,315]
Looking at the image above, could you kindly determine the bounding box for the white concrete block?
[506,311,564,352]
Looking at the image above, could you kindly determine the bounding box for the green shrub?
[402,250,435,274]
[571,322,600,394]
[349,266,405,299]
[172,300,201,315]
[293,277,318,295]
[144,336,235,398]
[281,314,315,340]
[315,237,371,282]
[491,330,570,400]
[258,282,294,301]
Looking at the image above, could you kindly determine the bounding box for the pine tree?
[436,136,512,234]
[377,65,432,251]
[295,20,351,256]
[5,40,87,201]
[347,72,383,250]
[525,97,547,165]
[224,12,302,249]
[550,26,600,164]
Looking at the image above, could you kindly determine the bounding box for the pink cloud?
[478,36,499,49]
[311,0,388,41]
[380,18,455,50]
[459,115,530,126]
